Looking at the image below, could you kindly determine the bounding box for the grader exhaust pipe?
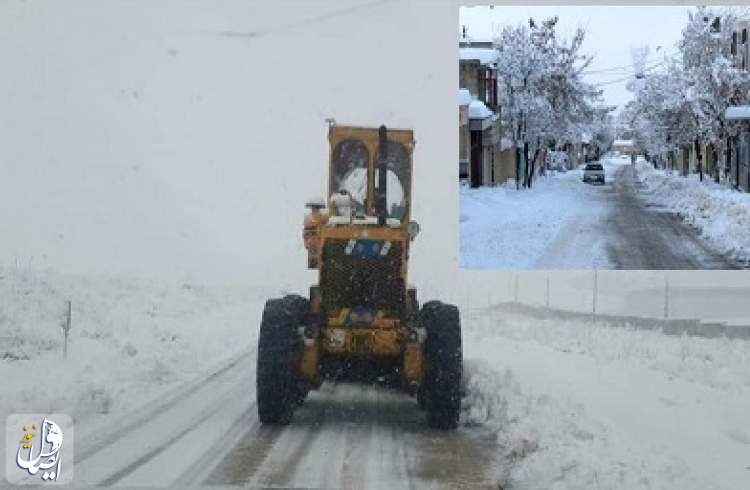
[377,124,388,225]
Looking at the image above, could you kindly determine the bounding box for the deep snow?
[0,265,266,424]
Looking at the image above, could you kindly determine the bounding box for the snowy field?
[460,157,625,269]
[0,266,266,424]
[635,161,750,266]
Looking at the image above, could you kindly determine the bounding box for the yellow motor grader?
[256,123,462,429]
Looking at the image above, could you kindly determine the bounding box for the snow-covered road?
[73,350,502,489]
[205,383,498,489]
[460,157,742,269]
[604,164,737,269]
[67,301,750,490]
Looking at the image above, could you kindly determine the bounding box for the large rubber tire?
[420,300,462,429]
[256,294,309,425]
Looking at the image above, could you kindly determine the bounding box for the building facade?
[458,35,517,188]
[729,18,750,191]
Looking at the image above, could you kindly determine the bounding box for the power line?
[594,74,638,87]
[582,52,680,79]
[218,0,392,40]
[592,57,678,86]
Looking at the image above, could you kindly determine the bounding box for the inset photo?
[458,5,750,270]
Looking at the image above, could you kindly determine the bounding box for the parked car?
[583,163,605,184]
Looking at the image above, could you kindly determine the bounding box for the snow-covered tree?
[494,16,605,189]
[585,106,616,158]
[679,6,750,181]
[626,59,695,166]
[628,6,750,181]
[495,22,548,189]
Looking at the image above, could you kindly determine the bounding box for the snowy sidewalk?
[459,158,624,269]
[634,161,750,266]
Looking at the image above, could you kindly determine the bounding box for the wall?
[459,106,469,177]
[497,147,517,184]
[458,61,480,97]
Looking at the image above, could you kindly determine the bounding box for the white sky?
[459,5,698,113]
[0,0,459,291]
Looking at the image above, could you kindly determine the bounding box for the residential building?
[458,32,517,188]
[611,139,638,156]
[728,17,750,191]
[459,89,471,179]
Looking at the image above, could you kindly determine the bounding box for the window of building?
[710,17,721,33]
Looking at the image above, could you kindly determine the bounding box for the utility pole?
[664,276,670,319]
[545,276,550,308]
[592,269,598,317]
[62,300,71,360]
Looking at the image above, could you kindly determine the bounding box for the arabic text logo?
[17,419,64,482]
[6,414,73,485]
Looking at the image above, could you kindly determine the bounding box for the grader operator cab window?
[374,140,410,220]
[332,139,369,216]
[331,136,411,221]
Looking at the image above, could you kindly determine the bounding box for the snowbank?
[461,359,691,489]
[0,266,267,425]
[634,161,750,264]
[467,306,750,395]
[461,306,750,489]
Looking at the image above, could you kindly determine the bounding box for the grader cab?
[256,123,462,429]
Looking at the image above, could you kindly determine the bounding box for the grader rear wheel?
[256,294,308,425]
[420,300,462,429]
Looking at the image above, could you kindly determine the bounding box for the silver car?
[583,163,605,184]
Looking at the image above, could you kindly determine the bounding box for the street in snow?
[459,5,750,270]
[460,155,749,269]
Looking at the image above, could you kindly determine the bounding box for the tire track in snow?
[73,348,503,488]
[201,424,285,485]
[207,382,502,489]
[77,349,252,465]
[74,351,255,486]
